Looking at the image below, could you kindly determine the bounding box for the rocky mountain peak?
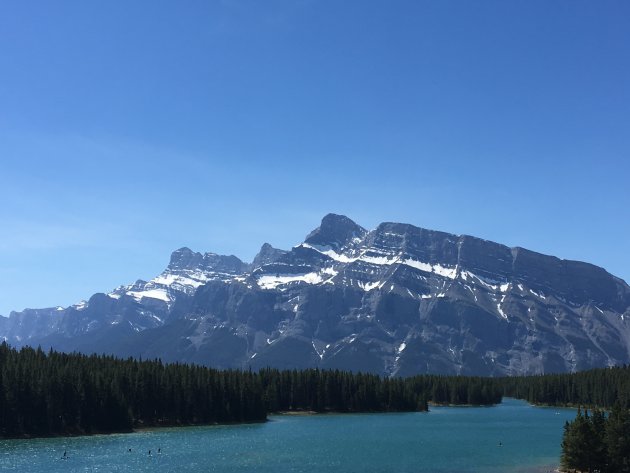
[305,213,367,249]
[252,243,288,268]
[168,247,198,270]
[2,214,629,377]
[168,247,246,274]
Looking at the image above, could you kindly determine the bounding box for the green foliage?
[590,409,608,470]
[406,375,503,406]
[258,368,424,413]
[0,342,507,438]
[561,406,630,473]
[498,366,630,409]
[0,343,266,437]
[561,408,598,472]
[492,364,630,472]
[12,341,630,443]
[605,404,630,473]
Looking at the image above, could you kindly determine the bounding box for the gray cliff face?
[251,243,288,269]
[168,247,247,275]
[304,213,367,249]
[2,213,629,376]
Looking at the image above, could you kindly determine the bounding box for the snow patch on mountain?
[3,213,629,378]
[127,288,171,303]
[257,272,323,290]
[152,271,213,290]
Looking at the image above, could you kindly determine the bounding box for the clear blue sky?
[1,0,629,315]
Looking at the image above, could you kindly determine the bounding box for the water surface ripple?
[0,398,573,472]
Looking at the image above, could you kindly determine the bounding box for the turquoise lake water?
[0,398,574,473]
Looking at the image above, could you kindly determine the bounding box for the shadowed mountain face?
[3,214,629,376]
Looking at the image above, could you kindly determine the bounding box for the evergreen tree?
[561,408,594,472]
[606,404,630,473]
[590,408,608,472]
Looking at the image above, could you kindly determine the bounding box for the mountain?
[2,214,629,376]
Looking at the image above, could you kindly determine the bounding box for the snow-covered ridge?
[255,241,523,303]
[296,242,508,288]
[109,267,239,305]
[298,242,460,278]
[80,235,521,314]
[3,213,628,379]
[255,266,338,290]
[41,215,622,332]
[152,270,214,290]
[126,288,171,303]
[257,272,323,290]
[63,217,556,314]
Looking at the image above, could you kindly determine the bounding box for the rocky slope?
[2,214,629,376]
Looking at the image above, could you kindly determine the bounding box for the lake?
[0,398,574,472]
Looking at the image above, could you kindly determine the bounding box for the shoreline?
[429,402,499,408]
[0,418,269,441]
[516,466,560,473]
[2,406,432,440]
[272,410,318,416]
[0,399,571,444]
[0,401,567,473]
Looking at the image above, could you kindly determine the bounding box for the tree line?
[11,342,630,442]
[258,368,427,413]
[0,343,266,438]
[498,365,630,409]
[407,374,503,406]
[0,343,504,438]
